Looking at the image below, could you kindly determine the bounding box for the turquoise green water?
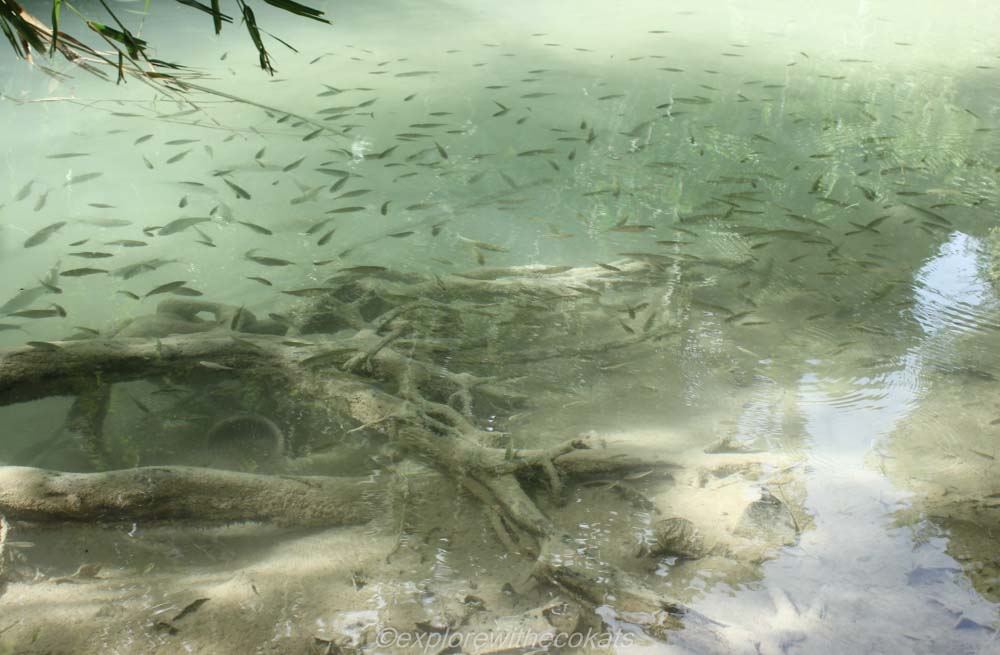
[1,0,999,652]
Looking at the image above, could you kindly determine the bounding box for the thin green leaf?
[97,0,146,59]
[261,27,297,53]
[85,20,147,59]
[2,6,48,53]
[237,0,273,74]
[260,0,329,24]
[0,17,24,58]
[173,0,232,25]
[50,0,61,56]
[211,0,222,34]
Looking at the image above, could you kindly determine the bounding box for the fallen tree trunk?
[0,465,382,527]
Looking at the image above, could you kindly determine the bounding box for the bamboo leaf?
[97,0,146,59]
[85,20,147,59]
[0,17,25,59]
[211,0,222,34]
[261,27,297,53]
[173,0,232,26]
[237,0,273,74]
[260,0,329,24]
[50,0,61,55]
[2,6,48,54]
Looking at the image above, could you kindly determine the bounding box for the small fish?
[340,265,387,274]
[317,228,336,246]
[145,281,189,298]
[61,268,108,277]
[24,221,67,248]
[282,287,334,297]
[315,168,352,177]
[229,305,245,331]
[368,145,398,160]
[198,360,234,371]
[27,341,63,351]
[387,231,414,238]
[246,276,272,286]
[244,249,294,266]
[457,235,508,252]
[292,185,325,205]
[79,218,132,227]
[117,290,141,300]
[112,258,178,279]
[159,217,210,236]
[36,275,63,293]
[517,148,556,157]
[236,220,273,235]
[223,178,252,200]
[380,201,390,215]
[166,150,191,164]
[105,239,148,247]
[328,176,350,194]
[14,180,34,201]
[336,189,372,199]
[283,157,306,172]
[327,206,366,213]
[134,134,153,145]
[305,218,334,235]
[47,152,89,159]
[10,304,65,318]
[64,172,103,186]
[610,224,655,233]
[33,190,50,211]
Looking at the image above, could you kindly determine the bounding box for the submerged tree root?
[0,263,736,643]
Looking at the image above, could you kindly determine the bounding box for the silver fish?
[1,262,61,314]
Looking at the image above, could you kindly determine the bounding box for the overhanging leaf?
[2,4,48,54]
[97,0,146,60]
[260,0,329,24]
[0,16,25,58]
[211,0,222,34]
[85,20,147,58]
[173,0,232,26]
[236,0,273,74]
[50,0,61,55]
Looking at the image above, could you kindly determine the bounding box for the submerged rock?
[734,490,799,545]
[650,516,707,559]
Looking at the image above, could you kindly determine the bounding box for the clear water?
[1,0,999,653]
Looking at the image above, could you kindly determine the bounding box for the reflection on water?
[1,0,999,652]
